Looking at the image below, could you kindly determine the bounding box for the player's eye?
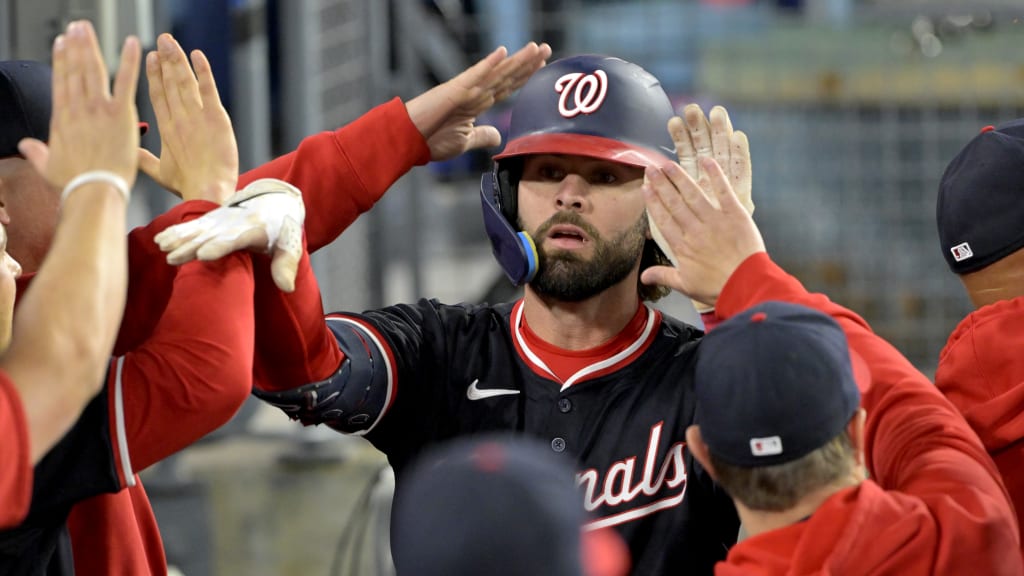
[591,171,618,185]
[538,165,567,181]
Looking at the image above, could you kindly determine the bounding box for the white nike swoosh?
[466,379,521,401]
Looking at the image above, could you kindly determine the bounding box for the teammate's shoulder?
[656,311,704,341]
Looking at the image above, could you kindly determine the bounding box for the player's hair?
[639,239,671,302]
[708,431,856,512]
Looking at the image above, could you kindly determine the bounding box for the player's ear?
[847,408,868,473]
[685,425,717,481]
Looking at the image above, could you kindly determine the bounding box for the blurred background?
[3,0,1024,574]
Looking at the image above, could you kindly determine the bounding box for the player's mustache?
[533,212,600,241]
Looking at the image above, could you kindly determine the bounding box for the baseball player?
[934,120,1024,558]
[156,54,752,575]
[641,150,1022,574]
[0,20,139,529]
[0,27,268,573]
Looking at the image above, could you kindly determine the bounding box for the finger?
[78,21,111,100]
[660,162,715,222]
[465,125,502,151]
[64,22,88,112]
[145,51,173,130]
[270,217,303,292]
[190,50,223,111]
[731,131,753,214]
[644,167,699,245]
[157,34,194,119]
[640,265,681,292]
[492,41,548,95]
[700,156,745,215]
[112,36,142,108]
[709,106,732,179]
[668,115,698,180]
[456,45,508,90]
[683,104,713,189]
[196,228,265,261]
[50,35,69,118]
[138,147,164,179]
[154,220,205,252]
[17,139,50,175]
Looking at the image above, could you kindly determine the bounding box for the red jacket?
[935,296,1024,556]
[711,253,1022,576]
[62,97,427,574]
[27,200,256,575]
[0,373,31,528]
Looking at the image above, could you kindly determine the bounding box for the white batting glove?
[154,178,305,292]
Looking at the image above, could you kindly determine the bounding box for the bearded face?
[524,210,648,302]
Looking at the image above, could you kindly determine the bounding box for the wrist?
[61,170,131,205]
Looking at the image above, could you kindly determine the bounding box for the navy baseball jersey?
[327,298,739,575]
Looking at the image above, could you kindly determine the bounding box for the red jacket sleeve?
[250,242,344,392]
[716,253,1020,551]
[237,97,431,253]
[106,203,256,479]
[0,371,31,528]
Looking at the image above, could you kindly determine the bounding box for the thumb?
[137,147,160,179]
[466,125,502,151]
[270,217,303,293]
[17,139,49,176]
[640,265,679,291]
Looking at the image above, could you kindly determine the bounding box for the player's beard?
[525,211,647,302]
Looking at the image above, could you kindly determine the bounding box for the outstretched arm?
[2,21,140,466]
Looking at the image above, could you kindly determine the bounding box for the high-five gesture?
[18,22,141,194]
[670,104,753,214]
[641,158,765,307]
[139,33,238,204]
[406,41,552,161]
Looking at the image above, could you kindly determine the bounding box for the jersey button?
[557,398,572,413]
[551,437,567,453]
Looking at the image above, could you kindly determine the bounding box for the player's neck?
[522,281,641,351]
[736,475,861,538]
[960,249,1024,309]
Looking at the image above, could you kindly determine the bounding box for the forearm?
[119,253,254,471]
[1,183,128,462]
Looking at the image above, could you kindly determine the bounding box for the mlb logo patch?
[951,242,974,262]
[750,436,783,457]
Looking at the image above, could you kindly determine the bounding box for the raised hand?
[138,33,238,204]
[641,158,765,307]
[18,21,142,194]
[406,41,552,161]
[670,104,753,214]
[153,179,305,292]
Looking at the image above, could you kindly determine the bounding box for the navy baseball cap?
[937,119,1024,274]
[1,59,148,159]
[694,301,868,468]
[392,435,630,576]
[0,61,51,158]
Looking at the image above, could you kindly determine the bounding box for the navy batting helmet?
[480,54,677,286]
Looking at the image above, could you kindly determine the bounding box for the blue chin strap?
[479,173,538,287]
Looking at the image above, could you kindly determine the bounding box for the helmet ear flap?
[494,158,522,227]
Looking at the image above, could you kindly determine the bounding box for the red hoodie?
[711,253,1022,576]
[934,296,1024,557]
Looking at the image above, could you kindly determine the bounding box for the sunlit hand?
[19,21,141,192]
[406,41,552,161]
[138,33,238,204]
[153,178,305,292]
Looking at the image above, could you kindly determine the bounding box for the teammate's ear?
[847,408,868,474]
[685,426,717,481]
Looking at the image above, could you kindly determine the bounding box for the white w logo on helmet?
[555,70,609,118]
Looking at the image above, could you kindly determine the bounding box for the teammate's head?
[392,435,630,576]
[936,120,1024,308]
[685,302,869,522]
[482,54,676,301]
[0,60,60,275]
